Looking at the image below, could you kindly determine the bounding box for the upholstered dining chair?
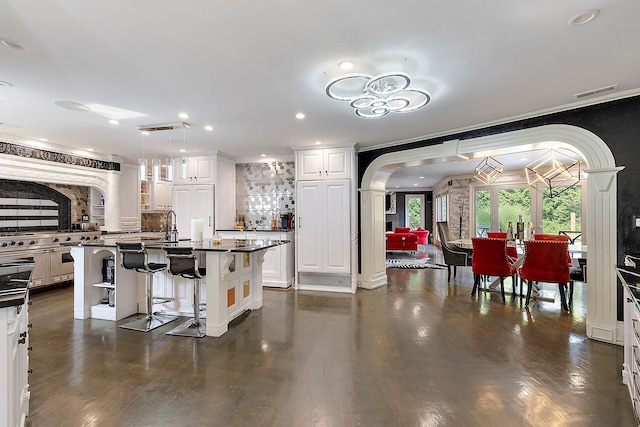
[437,221,471,283]
[471,238,516,303]
[486,231,518,263]
[519,240,572,312]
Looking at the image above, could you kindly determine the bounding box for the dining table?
[448,238,556,302]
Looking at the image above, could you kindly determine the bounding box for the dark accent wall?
[359,95,640,320]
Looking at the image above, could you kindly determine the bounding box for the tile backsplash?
[236,161,295,229]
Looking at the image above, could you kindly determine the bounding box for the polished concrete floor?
[26,253,635,426]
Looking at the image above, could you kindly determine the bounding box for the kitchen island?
[68,237,287,337]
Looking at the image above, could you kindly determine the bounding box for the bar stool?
[116,242,178,332]
[164,247,206,337]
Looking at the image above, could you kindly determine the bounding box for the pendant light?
[152,134,161,182]
[138,132,147,181]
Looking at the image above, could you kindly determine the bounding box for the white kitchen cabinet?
[172,153,236,235]
[217,230,294,288]
[173,185,215,240]
[119,162,141,231]
[152,181,172,211]
[0,294,30,427]
[174,155,215,184]
[296,147,352,181]
[296,180,350,274]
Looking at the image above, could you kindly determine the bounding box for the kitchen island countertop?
[63,237,288,253]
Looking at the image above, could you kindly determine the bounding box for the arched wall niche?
[359,124,623,345]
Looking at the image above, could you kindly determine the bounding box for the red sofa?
[386,227,430,251]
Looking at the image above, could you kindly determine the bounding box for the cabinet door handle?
[209,216,212,226]
[318,171,322,176]
[298,217,301,228]
[18,337,26,344]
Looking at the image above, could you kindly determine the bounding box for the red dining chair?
[471,237,516,303]
[487,231,518,262]
[519,240,572,312]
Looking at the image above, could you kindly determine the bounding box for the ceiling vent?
[573,84,618,100]
[137,121,190,132]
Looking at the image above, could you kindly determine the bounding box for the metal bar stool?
[164,246,207,337]
[116,242,178,332]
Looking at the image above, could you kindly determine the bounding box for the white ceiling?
[1,1,639,186]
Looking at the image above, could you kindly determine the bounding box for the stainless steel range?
[0,231,101,289]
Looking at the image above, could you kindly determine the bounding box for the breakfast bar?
[68,237,287,337]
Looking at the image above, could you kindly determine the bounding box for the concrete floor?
[25,251,635,426]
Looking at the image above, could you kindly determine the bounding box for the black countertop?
[0,256,34,308]
[63,237,288,253]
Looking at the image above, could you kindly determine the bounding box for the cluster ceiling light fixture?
[474,156,504,185]
[525,149,581,198]
[325,69,431,118]
[137,121,189,182]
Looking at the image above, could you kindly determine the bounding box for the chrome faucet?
[165,210,178,242]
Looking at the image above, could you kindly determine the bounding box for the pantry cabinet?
[296,181,350,274]
[294,145,356,293]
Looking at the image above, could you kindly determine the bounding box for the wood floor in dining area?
[26,260,635,426]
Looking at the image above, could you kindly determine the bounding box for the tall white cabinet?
[173,153,235,240]
[294,145,357,293]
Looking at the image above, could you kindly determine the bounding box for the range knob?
[53,237,59,243]
[0,242,7,247]
[93,236,99,240]
[9,241,16,246]
[65,237,71,242]
[17,241,24,246]
[28,240,36,245]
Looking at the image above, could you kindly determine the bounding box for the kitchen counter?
[64,237,288,252]
[0,257,34,308]
[69,238,286,336]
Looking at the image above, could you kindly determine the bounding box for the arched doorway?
[359,124,623,344]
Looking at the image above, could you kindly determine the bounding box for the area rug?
[386,258,448,270]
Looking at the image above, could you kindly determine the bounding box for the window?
[405,194,425,229]
[471,182,585,246]
[475,189,490,237]
[436,194,447,222]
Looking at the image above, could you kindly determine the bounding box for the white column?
[359,189,387,289]
[105,170,120,231]
[586,167,624,343]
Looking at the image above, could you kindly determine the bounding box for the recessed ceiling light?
[419,176,424,179]
[339,61,354,70]
[179,149,186,153]
[178,112,189,119]
[55,100,91,112]
[1,38,25,50]
[260,153,267,157]
[295,113,305,119]
[314,141,322,145]
[87,148,94,152]
[0,80,12,87]
[569,9,600,26]
[38,138,49,142]
[204,125,213,131]
[140,131,150,136]
[109,119,119,125]
[413,183,418,186]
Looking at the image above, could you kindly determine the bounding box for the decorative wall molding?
[0,141,120,171]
